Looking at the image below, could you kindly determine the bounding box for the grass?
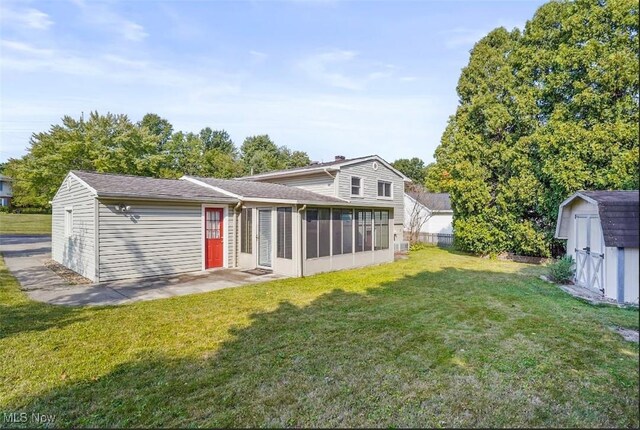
[0,214,51,235]
[0,248,638,428]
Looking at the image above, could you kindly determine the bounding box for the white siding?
[403,195,453,234]
[338,161,404,227]
[564,199,600,261]
[261,173,337,197]
[604,246,639,304]
[51,175,97,281]
[98,201,204,282]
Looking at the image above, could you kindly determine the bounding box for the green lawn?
[0,214,52,235]
[0,248,638,428]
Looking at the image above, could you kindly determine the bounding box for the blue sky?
[0,0,546,164]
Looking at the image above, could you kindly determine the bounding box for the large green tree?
[241,135,310,175]
[430,0,639,256]
[391,157,427,184]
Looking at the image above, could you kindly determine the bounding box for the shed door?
[205,208,224,269]
[575,214,604,292]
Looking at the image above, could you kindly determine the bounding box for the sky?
[0,0,547,165]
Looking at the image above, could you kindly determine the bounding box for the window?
[374,210,390,250]
[0,181,3,191]
[377,181,392,198]
[277,207,292,259]
[355,209,373,252]
[306,208,330,259]
[240,208,252,253]
[351,176,362,196]
[64,208,73,238]
[332,209,353,255]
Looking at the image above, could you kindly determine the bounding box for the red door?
[205,208,224,269]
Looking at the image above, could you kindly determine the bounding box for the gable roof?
[70,171,235,202]
[183,176,347,205]
[239,155,411,182]
[555,190,639,247]
[406,190,452,212]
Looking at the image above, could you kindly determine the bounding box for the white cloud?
[0,6,53,30]
[70,1,148,42]
[440,22,523,49]
[1,40,54,57]
[297,49,395,91]
[249,50,268,63]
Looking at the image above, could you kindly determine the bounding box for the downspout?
[322,168,335,179]
[617,247,625,304]
[234,200,243,268]
[298,204,307,277]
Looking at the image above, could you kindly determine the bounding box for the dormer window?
[351,176,362,196]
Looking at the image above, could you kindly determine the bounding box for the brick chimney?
[334,155,346,161]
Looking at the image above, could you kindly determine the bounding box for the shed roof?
[406,190,452,212]
[555,190,639,248]
[184,176,347,204]
[71,171,235,202]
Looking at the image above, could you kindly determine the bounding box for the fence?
[404,232,455,247]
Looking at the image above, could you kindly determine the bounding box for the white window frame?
[350,176,363,197]
[64,207,73,238]
[377,180,393,200]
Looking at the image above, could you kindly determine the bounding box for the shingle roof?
[406,190,452,211]
[239,154,410,181]
[186,176,346,204]
[71,171,235,201]
[581,191,639,248]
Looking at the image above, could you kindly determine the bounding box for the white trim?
[182,176,241,198]
[555,192,599,239]
[64,206,73,238]
[377,179,393,200]
[68,172,98,196]
[201,204,229,270]
[350,175,363,197]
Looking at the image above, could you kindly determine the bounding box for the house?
[403,189,453,236]
[0,175,13,208]
[51,155,409,282]
[555,190,639,304]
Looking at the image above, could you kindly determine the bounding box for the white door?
[258,209,272,268]
[574,214,604,292]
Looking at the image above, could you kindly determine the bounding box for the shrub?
[548,256,574,283]
[410,242,432,252]
[0,206,9,213]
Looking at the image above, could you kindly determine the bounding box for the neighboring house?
[0,175,13,207]
[403,189,453,237]
[51,155,407,282]
[555,190,639,304]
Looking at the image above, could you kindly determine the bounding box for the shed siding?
[259,173,337,197]
[338,161,404,227]
[51,175,97,281]
[623,248,639,303]
[98,201,203,281]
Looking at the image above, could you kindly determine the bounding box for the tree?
[429,0,639,256]
[138,113,173,151]
[5,112,162,208]
[392,157,427,184]
[405,188,433,245]
[199,128,235,154]
[240,135,310,175]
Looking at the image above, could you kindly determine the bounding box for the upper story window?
[377,180,392,198]
[351,176,362,196]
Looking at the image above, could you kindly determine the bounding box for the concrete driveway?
[0,235,286,306]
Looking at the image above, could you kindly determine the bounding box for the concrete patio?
[0,235,286,306]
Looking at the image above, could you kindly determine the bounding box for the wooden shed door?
[205,208,224,269]
[575,214,604,292]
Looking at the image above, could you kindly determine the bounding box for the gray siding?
[52,175,97,281]
[98,201,204,282]
[338,161,405,226]
[259,173,337,197]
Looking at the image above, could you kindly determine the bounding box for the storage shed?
[555,190,639,304]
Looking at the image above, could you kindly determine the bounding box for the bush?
[410,242,433,252]
[548,256,574,283]
[12,207,52,214]
[0,206,9,213]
